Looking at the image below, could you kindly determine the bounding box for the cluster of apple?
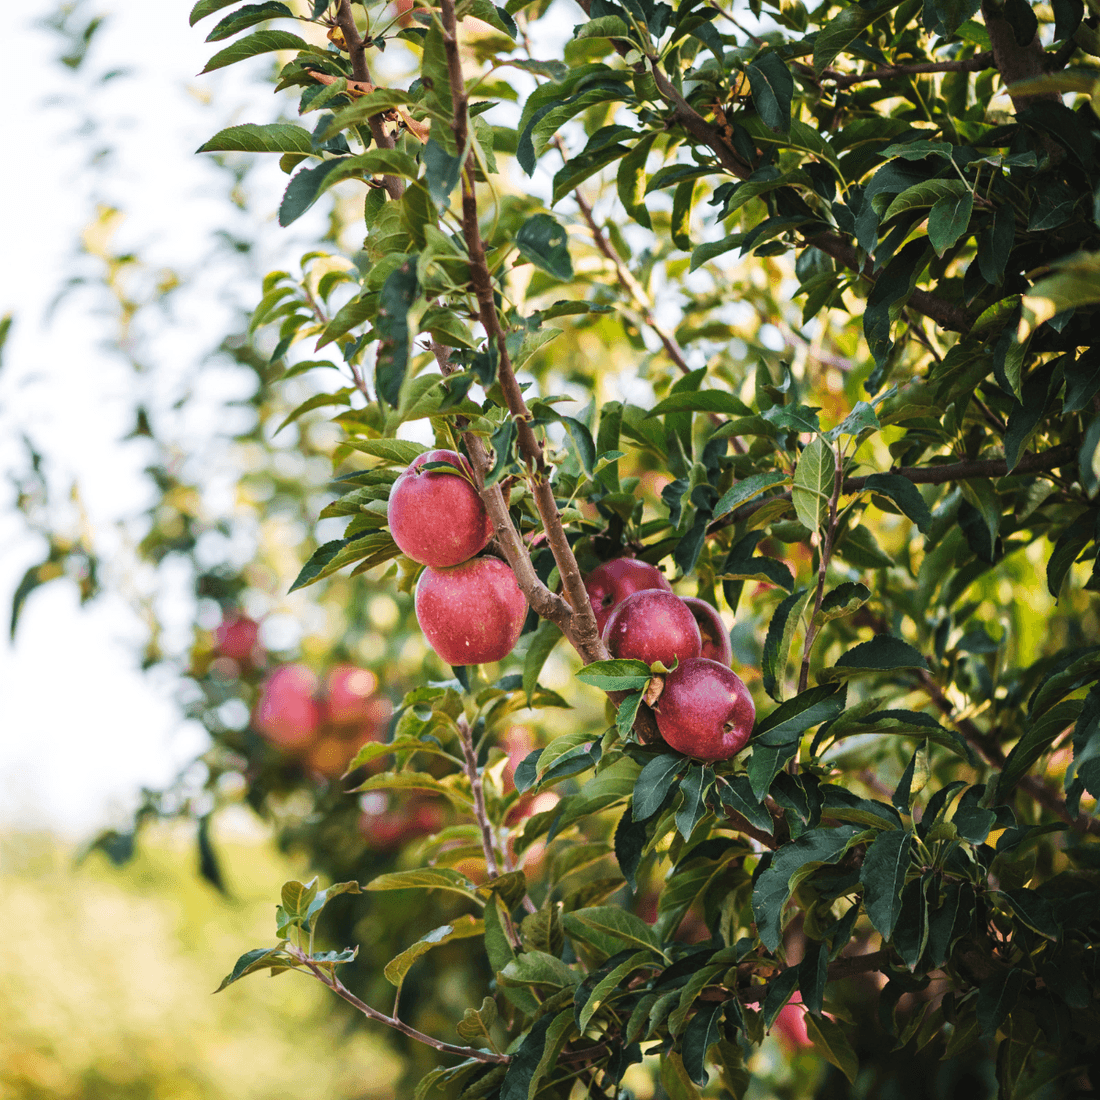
[252,662,392,778]
[388,450,528,665]
[389,452,756,763]
[584,559,755,762]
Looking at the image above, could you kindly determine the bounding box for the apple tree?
[15,0,1100,1093]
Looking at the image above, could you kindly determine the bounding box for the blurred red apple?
[416,555,527,665]
[652,657,754,761]
[584,557,672,634]
[387,449,493,567]
[323,665,379,726]
[254,665,320,749]
[773,997,812,1050]
[215,612,261,663]
[603,589,702,668]
[681,597,732,665]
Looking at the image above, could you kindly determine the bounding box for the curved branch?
[823,52,994,89]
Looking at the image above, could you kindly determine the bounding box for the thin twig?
[287,944,508,1063]
[823,52,994,89]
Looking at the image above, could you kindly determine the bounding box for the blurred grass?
[0,820,402,1100]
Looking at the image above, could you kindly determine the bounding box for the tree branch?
[334,0,404,200]
[823,52,993,89]
[438,0,605,663]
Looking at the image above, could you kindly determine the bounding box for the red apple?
[415,555,527,665]
[773,997,812,1050]
[254,665,321,749]
[215,612,261,663]
[602,589,702,669]
[681,597,733,665]
[652,657,755,761]
[387,449,493,568]
[323,665,379,726]
[584,557,672,634]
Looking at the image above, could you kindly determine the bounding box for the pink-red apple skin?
[603,589,702,669]
[653,657,755,761]
[324,665,379,726]
[215,613,261,663]
[584,557,672,634]
[773,998,812,1050]
[681,597,733,665]
[254,665,321,749]
[387,449,493,568]
[416,556,527,665]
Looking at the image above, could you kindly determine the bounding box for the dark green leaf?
[816,582,871,623]
[200,29,312,73]
[375,256,420,407]
[712,472,789,519]
[516,214,573,281]
[762,588,809,701]
[500,1013,556,1100]
[747,52,793,132]
[820,635,928,682]
[632,753,684,820]
[805,1014,859,1083]
[681,1002,724,1085]
[577,659,653,691]
[861,474,933,534]
[206,2,293,41]
[198,122,312,155]
[977,967,1026,1037]
[214,946,288,991]
[860,829,914,937]
[754,684,847,746]
[675,765,709,839]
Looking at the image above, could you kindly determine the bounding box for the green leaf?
[577,950,652,1030]
[523,619,562,703]
[882,178,967,222]
[861,474,933,534]
[928,188,974,256]
[200,30,312,74]
[762,588,810,701]
[383,915,484,985]
[500,950,580,989]
[206,2,293,41]
[976,967,1026,1037]
[562,906,661,955]
[814,4,884,74]
[991,888,1059,940]
[816,582,871,623]
[500,1014,556,1100]
[792,437,835,533]
[515,214,573,281]
[754,684,847,746]
[820,635,928,682]
[191,0,241,25]
[350,769,473,808]
[364,867,482,903]
[712,472,789,520]
[671,178,695,251]
[214,946,289,991]
[375,256,420,407]
[752,825,864,950]
[198,122,313,155]
[274,388,352,434]
[342,438,427,465]
[649,391,753,417]
[836,523,893,569]
[717,775,775,834]
[456,996,498,1046]
[746,52,793,133]
[675,764,709,840]
[633,753,684,820]
[1000,700,1084,794]
[616,691,644,740]
[860,829,914,937]
[805,1014,859,1083]
[682,1002,724,1084]
[576,659,653,691]
[617,133,655,229]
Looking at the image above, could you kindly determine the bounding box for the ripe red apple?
[254,665,321,749]
[773,997,812,1050]
[584,557,672,634]
[652,657,755,761]
[214,612,261,663]
[602,589,702,669]
[681,597,733,665]
[323,665,379,726]
[416,555,527,665]
[387,449,493,568]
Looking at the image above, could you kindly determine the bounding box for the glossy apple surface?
[653,657,755,761]
[214,612,261,663]
[681,597,733,665]
[602,589,702,668]
[416,556,527,665]
[387,449,493,567]
[254,665,321,749]
[584,557,672,633]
